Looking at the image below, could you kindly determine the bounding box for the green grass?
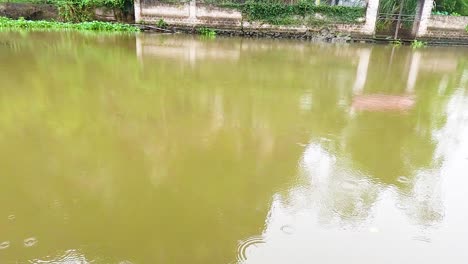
[411,39,426,48]
[0,0,51,3]
[0,17,139,32]
[197,27,216,37]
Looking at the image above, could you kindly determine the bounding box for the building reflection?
[1,32,467,264]
[240,46,468,264]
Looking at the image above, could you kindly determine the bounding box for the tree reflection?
[0,32,467,264]
[242,47,467,262]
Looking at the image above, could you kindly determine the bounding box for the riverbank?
[2,1,468,45]
[133,0,468,45]
[0,16,139,31]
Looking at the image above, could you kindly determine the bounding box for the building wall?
[425,15,468,39]
[135,0,371,36]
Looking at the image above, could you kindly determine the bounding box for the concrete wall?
[425,15,468,39]
[137,0,243,27]
[0,2,59,20]
[94,7,117,22]
[135,0,371,36]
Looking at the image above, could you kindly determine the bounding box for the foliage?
[432,10,461,16]
[197,27,216,37]
[0,0,52,3]
[0,16,139,31]
[157,19,168,28]
[411,39,426,48]
[390,39,402,46]
[0,0,133,22]
[222,1,365,25]
[54,0,130,22]
[435,0,468,16]
[377,0,418,31]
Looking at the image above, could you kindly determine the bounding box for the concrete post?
[189,0,197,23]
[363,0,380,35]
[353,48,372,94]
[406,52,421,93]
[416,0,434,37]
[412,0,422,36]
[134,0,142,23]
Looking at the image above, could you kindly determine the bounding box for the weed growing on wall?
[390,39,402,46]
[157,19,168,28]
[198,27,216,38]
[222,1,365,25]
[411,40,426,48]
[55,0,132,22]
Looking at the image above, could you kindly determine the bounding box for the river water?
[0,31,468,264]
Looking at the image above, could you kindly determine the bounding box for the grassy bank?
[0,16,139,31]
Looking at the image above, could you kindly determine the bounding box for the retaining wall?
[0,3,119,22]
[135,0,370,38]
[0,2,59,20]
[425,15,468,39]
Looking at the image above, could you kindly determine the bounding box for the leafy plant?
[434,0,468,16]
[157,19,168,28]
[1,0,133,22]
[432,10,462,16]
[377,0,418,31]
[391,39,402,46]
[198,27,216,37]
[0,16,139,32]
[411,39,426,48]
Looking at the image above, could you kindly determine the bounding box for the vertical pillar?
[363,0,380,35]
[136,35,143,62]
[353,48,372,94]
[134,0,142,23]
[189,0,197,23]
[416,0,434,37]
[411,0,422,36]
[406,52,421,93]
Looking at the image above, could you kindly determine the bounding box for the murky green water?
[1,31,468,264]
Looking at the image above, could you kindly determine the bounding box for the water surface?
[1,32,468,264]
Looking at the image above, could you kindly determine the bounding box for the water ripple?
[30,249,94,263]
[237,236,265,263]
[0,241,10,250]
[413,235,432,243]
[280,225,295,235]
[397,176,410,184]
[24,237,38,247]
